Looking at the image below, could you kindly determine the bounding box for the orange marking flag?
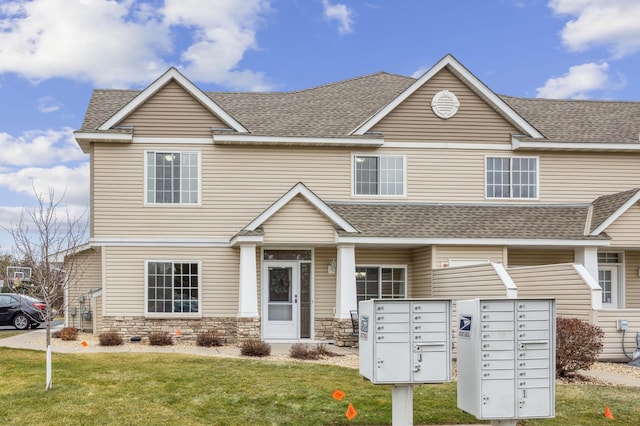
[81,341,88,347]
[175,329,181,336]
[605,406,614,419]
[345,403,358,421]
[332,389,345,401]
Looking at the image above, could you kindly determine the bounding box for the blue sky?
[1,0,640,251]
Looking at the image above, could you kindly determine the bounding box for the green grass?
[0,330,27,339]
[0,348,638,425]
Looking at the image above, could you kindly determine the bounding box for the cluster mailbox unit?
[359,299,452,384]
[456,298,556,422]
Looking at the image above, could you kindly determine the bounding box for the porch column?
[575,247,598,282]
[238,244,259,317]
[336,244,357,319]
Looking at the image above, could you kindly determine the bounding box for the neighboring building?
[70,54,640,360]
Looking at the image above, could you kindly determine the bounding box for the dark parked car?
[0,293,47,330]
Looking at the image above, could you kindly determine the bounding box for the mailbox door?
[375,342,411,382]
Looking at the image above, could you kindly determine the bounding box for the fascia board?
[89,237,229,247]
[591,191,640,235]
[98,68,248,133]
[74,132,133,142]
[335,236,610,246]
[513,137,640,152]
[244,182,357,233]
[353,54,543,138]
[213,134,384,147]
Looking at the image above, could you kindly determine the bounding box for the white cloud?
[0,0,170,87]
[536,62,610,99]
[0,0,272,90]
[0,127,85,167]
[37,96,61,113]
[549,0,640,58]
[162,0,272,90]
[0,163,90,207]
[322,0,353,35]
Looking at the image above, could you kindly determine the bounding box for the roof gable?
[98,67,247,133]
[352,54,543,139]
[590,188,640,235]
[243,183,357,234]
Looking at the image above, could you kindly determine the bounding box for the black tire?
[13,313,30,330]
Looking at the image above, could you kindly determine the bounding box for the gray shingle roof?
[328,202,606,241]
[79,69,640,144]
[501,96,640,144]
[590,188,640,233]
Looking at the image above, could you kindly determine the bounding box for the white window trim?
[355,264,408,299]
[351,153,407,198]
[485,155,539,200]
[143,150,202,207]
[144,259,202,319]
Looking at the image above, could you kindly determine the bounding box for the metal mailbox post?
[359,299,452,425]
[456,298,556,425]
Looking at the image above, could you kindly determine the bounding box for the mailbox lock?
[414,325,421,330]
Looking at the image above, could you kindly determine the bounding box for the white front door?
[599,266,618,309]
[263,262,299,339]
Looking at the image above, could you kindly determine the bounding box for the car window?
[0,294,14,305]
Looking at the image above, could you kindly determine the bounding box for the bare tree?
[7,186,87,390]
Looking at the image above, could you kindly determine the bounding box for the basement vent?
[431,90,460,119]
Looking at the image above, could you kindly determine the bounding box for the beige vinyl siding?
[120,81,228,137]
[103,246,238,317]
[625,251,640,308]
[592,309,640,361]
[411,247,432,297]
[509,264,591,320]
[66,248,102,331]
[602,204,640,247]
[262,195,336,245]
[434,245,505,268]
[432,264,511,299]
[92,143,640,239]
[508,248,575,267]
[93,294,103,333]
[371,68,520,143]
[92,143,353,238]
[538,152,640,203]
[314,248,337,318]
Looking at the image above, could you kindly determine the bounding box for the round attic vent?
[431,90,460,119]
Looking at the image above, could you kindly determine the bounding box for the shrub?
[289,343,340,360]
[196,330,222,347]
[148,331,173,346]
[99,331,123,346]
[556,317,604,377]
[240,339,271,357]
[289,343,320,360]
[52,330,61,339]
[60,327,79,341]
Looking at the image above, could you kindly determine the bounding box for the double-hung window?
[355,266,406,304]
[486,156,538,199]
[146,261,200,315]
[353,154,405,196]
[146,151,199,205]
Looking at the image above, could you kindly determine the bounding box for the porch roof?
[328,202,608,241]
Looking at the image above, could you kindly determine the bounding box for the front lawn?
[0,348,638,425]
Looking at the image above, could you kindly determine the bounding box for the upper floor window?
[146,151,199,205]
[486,156,538,199]
[353,154,405,196]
